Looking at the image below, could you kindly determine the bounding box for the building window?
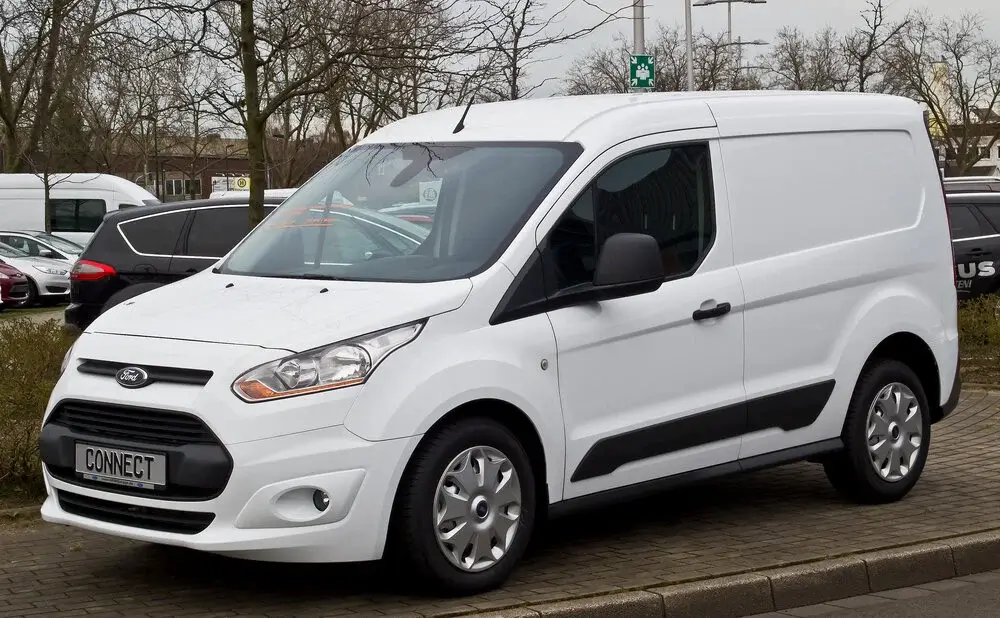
[165,178,202,198]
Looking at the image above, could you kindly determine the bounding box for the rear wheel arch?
[864,332,942,422]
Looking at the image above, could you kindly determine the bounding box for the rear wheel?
[389,417,536,596]
[824,359,931,504]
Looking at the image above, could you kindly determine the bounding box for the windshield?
[219,141,581,282]
[27,232,83,254]
[0,243,28,259]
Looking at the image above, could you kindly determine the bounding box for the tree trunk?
[239,0,266,229]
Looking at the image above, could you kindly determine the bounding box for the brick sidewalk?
[3,391,999,617]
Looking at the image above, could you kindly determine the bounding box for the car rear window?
[119,211,187,255]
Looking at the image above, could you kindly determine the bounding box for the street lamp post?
[693,0,766,47]
[684,0,694,91]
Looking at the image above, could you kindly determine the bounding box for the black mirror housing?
[593,233,664,287]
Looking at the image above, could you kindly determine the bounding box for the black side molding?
[551,438,843,519]
[570,380,836,483]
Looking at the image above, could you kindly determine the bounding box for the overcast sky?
[533,0,1000,95]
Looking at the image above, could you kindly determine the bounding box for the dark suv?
[65,197,284,331]
[945,189,1000,299]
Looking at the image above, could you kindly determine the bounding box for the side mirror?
[593,233,665,289]
[40,250,56,259]
[556,233,665,306]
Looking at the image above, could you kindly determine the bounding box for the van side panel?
[718,120,956,460]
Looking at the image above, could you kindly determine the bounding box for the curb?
[470,529,1000,617]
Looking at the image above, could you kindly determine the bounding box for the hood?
[0,262,25,277]
[89,271,473,352]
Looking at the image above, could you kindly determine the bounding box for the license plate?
[74,443,166,489]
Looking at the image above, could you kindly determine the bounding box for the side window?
[948,205,988,240]
[0,235,30,255]
[974,204,1000,235]
[119,212,188,255]
[49,199,107,233]
[543,143,715,294]
[184,207,251,258]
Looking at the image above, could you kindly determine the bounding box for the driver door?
[535,131,748,500]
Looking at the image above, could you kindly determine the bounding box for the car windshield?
[218,141,581,282]
[27,232,83,254]
[0,243,28,258]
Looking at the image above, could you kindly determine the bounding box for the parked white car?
[0,230,84,265]
[0,242,71,305]
[39,92,959,595]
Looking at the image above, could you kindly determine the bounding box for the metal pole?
[728,2,732,46]
[685,0,694,90]
[633,0,645,55]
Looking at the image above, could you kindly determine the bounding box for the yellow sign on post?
[233,177,250,191]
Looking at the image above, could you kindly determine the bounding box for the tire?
[824,359,932,504]
[100,283,162,315]
[388,417,536,596]
[16,279,38,308]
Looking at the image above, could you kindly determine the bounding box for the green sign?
[629,54,654,90]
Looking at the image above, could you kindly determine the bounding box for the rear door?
[947,202,1000,299]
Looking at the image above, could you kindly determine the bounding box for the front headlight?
[232,321,424,402]
[0,272,7,280]
[34,266,67,276]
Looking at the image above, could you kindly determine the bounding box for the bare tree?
[765,26,847,91]
[562,25,763,95]
[841,0,907,94]
[884,12,1000,175]
[475,0,623,101]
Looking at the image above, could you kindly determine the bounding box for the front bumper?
[39,332,420,562]
[42,424,418,562]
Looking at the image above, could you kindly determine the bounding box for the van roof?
[0,173,157,202]
[362,91,924,148]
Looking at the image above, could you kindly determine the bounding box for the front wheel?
[824,359,931,504]
[389,417,536,596]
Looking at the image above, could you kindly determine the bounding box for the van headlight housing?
[232,321,424,402]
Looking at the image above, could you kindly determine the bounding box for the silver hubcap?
[433,445,522,572]
[866,382,923,483]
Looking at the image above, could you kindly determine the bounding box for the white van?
[39,92,960,595]
[0,173,158,245]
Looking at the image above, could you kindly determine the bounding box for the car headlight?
[232,321,424,402]
[0,272,7,280]
[34,266,67,276]
[60,343,75,374]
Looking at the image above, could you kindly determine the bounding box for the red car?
[0,261,29,310]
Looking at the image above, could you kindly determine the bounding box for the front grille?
[49,401,217,445]
[77,359,213,386]
[42,401,233,500]
[58,491,214,534]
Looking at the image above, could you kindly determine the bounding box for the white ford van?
[39,92,960,595]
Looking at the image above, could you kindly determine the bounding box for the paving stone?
[0,392,998,616]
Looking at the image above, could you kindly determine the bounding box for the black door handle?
[967,249,990,257]
[693,302,731,321]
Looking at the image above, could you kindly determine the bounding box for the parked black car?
[65,197,285,331]
[946,190,1000,300]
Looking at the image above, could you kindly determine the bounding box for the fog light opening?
[312,489,330,512]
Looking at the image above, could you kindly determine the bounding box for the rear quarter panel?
[708,97,957,458]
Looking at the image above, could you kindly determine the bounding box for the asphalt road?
[758,569,1000,617]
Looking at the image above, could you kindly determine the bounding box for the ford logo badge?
[115,366,150,389]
